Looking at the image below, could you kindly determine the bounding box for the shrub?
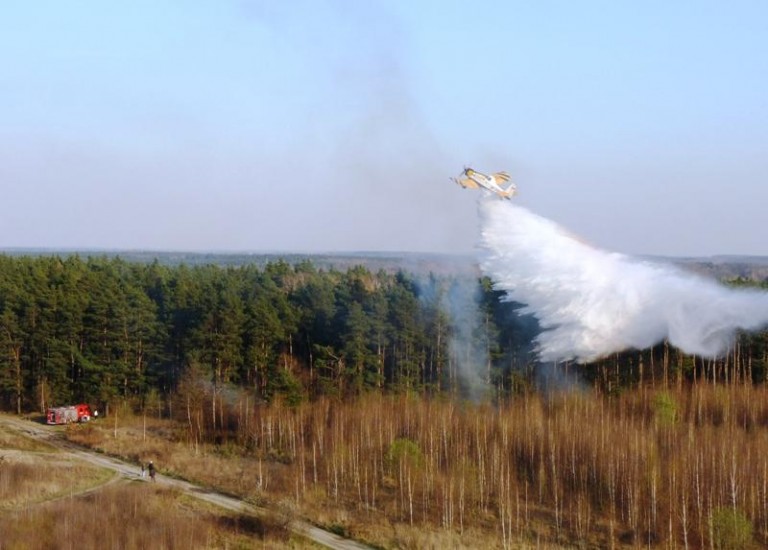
[653,391,677,426]
[385,438,423,471]
[711,507,753,550]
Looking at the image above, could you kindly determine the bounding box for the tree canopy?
[0,254,766,413]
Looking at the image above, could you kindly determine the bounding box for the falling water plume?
[478,197,768,362]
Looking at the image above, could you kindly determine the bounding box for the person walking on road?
[148,460,156,482]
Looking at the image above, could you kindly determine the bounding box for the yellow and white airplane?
[452,167,516,199]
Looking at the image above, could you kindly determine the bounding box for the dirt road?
[0,416,371,550]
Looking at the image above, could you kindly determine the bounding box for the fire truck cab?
[46,404,93,425]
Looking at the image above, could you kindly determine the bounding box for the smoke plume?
[445,279,489,400]
[478,197,768,362]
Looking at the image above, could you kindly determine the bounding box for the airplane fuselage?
[455,168,517,199]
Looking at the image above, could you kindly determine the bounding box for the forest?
[1,253,767,414]
[5,253,768,547]
[0,253,526,413]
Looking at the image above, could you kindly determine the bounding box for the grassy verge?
[0,422,58,453]
[0,421,305,549]
[0,423,115,509]
[0,483,301,550]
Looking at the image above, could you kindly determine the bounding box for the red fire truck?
[46,404,94,425]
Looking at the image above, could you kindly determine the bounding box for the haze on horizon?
[2,1,767,257]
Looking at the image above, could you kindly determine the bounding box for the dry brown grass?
[0,425,113,511]
[0,483,298,550]
[0,456,115,510]
[0,421,303,549]
[0,423,115,509]
[66,416,291,505]
[0,424,58,453]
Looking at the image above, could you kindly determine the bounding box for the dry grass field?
[0,422,305,550]
[0,424,114,510]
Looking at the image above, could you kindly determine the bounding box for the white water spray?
[478,197,768,362]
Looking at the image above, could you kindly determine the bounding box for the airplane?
[452,167,517,199]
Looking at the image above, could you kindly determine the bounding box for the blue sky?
[2,1,767,256]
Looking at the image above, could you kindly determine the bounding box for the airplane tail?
[501,178,517,199]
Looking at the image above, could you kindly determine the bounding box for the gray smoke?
[445,278,490,400]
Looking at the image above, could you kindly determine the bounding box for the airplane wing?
[454,176,481,190]
[492,172,511,184]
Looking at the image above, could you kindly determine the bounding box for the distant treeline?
[0,255,767,413]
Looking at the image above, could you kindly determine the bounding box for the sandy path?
[0,416,371,550]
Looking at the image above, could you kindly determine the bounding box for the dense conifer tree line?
[0,255,766,413]
[0,255,531,412]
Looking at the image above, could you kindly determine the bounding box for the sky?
[2,1,767,257]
